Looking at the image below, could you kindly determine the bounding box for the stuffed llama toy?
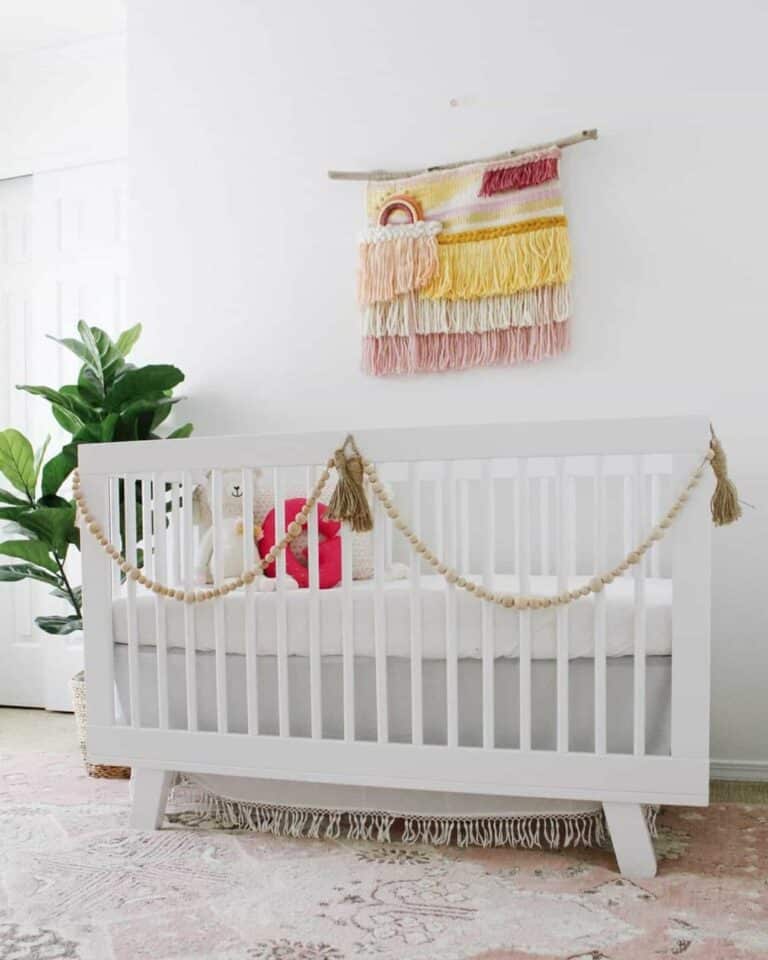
[192,470,297,590]
[193,468,407,587]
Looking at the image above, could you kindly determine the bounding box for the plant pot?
[42,626,84,712]
[70,670,131,779]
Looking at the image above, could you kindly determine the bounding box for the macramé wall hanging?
[330,128,597,377]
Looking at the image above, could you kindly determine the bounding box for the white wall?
[0,0,126,179]
[126,0,768,767]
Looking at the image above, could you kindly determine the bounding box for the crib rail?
[81,416,711,807]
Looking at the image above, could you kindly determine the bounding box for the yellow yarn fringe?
[422,226,571,301]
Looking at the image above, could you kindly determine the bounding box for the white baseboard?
[710,760,768,782]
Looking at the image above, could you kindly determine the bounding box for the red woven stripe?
[478,156,559,198]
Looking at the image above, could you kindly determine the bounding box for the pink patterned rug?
[1,752,767,960]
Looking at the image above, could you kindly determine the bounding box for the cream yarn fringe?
[363,284,571,337]
[173,780,658,850]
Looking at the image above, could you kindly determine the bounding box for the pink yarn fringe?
[357,234,439,305]
[362,320,570,376]
[478,157,559,197]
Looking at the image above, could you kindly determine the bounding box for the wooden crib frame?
[80,416,712,878]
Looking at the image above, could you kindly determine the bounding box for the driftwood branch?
[328,128,598,182]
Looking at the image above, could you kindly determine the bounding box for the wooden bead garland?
[72,443,714,609]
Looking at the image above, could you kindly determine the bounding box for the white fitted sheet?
[112,574,672,659]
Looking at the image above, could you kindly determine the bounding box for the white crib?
[79,416,712,878]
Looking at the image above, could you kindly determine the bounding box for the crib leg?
[602,802,657,878]
[129,768,174,830]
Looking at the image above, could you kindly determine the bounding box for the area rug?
[1,752,767,960]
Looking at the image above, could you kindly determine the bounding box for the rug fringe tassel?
[178,784,658,851]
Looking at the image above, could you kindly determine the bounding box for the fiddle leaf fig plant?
[0,428,82,634]
[0,321,192,635]
[19,320,192,497]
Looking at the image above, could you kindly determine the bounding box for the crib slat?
[443,461,458,748]
[593,456,607,755]
[273,467,290,737]
[408,462,423,746]
[242,467,258,736]
[180,472,196,731]
[152,473,170,729]
[481,461,495,750]
[306,466,322,739]
[633,455,647,756]
[567,474,577,577]
[171,481,182,586]
[373,492,389,743]
[110,477,121,594]
[623,476,633,574]
[141,478,153,580]
[211,469,229,733]
[650,473,661,578]
[341,521,355,741]
[539,475,550,576]
[460,478,470,573]
[556,458,569,752]
[434,477,444,558]
[124,475,140,728]
[517,459,532,752]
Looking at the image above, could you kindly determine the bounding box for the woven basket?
[70,670,131,779]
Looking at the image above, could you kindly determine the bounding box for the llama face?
[194,469,263,523]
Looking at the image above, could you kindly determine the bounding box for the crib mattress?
[112,573,672,659]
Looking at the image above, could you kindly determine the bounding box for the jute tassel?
[326,435,373,532]
[709,427,742,526]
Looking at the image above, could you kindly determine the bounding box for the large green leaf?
[33,436,50,487]
[0,430,35,498]
[58,385,96,420]
[17,384,79,411]
[51,404,84,434]
[168,423,194,439]
[100,413,119,442]
[77,366,105,406]
[106,365,184,412]
[89,327,125,390]
[0,489,27,506]
[19,505,76,555]
[77,321,104,385]
[42,450,77,498]
[45,335,91,367]
[0,506,25,522]
[0,539,58,572]
[120,396,181,421]
[115,323,142,358]
[35,614,82,636]
[0,563,61,587]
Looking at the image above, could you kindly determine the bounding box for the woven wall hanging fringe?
[74,426,740,605]
[332,129,597,377]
